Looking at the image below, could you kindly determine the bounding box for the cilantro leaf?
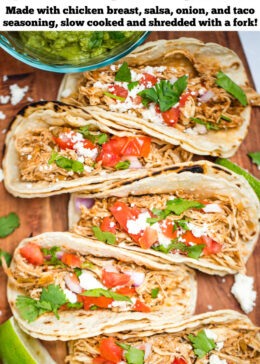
[16,296,41,323]
[0,249,12,266]
[48,152,84,174]
[41,246,65,267]
[40,284,67,319]
[89,31,104,49]
[248,152,260,167]
[92,226,116,245]
[166,198,205,215]
[115,62,131,82]
[0,212,20,238]
[66,302,84,309]
[170,242,205,260]
[116,342,144,364]
[97,133,108,145]
[109,31,126,43]
[115,160,130,170]
[82,261,95,269]
[191,117,219,131]
[78,126,108,145]
[128,81,139,91]
[215,71,248,106]
[74,268,82,277]
[188,329,216,359]
[103,91,126,101]
[220,114,231,122]
[152,238,180,254]
[80,288,132,302]
[151,287,159,298]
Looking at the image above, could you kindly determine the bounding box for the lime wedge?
[0,317,56,364]
[216,158,260,201]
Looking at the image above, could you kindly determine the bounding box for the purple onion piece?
[75,197,95,213]
[56,251,64,260]
[44,255,51,261]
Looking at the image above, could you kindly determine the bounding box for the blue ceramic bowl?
[0,32,150,73]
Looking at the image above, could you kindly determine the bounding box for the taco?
[5,232,196,341]
[66,309,260,364]
[59,38,260,158]
[68,161,260,276]
[3,101,192,198]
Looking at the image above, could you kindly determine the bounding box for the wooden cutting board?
[0,31,259,364]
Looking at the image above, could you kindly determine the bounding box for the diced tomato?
[181,231,203,246]
[108,85,128,99]
[133,95,142,105]
[97,149,121,168]
[99,337,123,363]
[160,218,179,239]
[172,358,187,364]
[110,201,142,243]
[20,243,44,266]
[155,104,179,126]
[78,295,114,310]
[139,226,158,249]
[102,270,131,288]
[61,253,82,268]
[179,92,191,108]
[54,131,96,150]
[115,287,136,297]
[101,217,117,234]
[139,73,157,87]
[93,356,115,364]
[201,235,222,256]
[133,299,151,313]
[120,137,151,158]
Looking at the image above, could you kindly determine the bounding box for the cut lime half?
[0,317,56,364]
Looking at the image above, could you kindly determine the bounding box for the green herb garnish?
[215,70,248,106]
[78,126,108,145]
[92,226,116,245]
[0,212,20,238]
[109,31,126,43]
[248,152,260,167]
[48,151,84,174]
[103,91,126,101]
[191,117,219,131]
[80,288,132,302]
[0,249,12,266]
[220,114,231,122]
[89,31,104,49]
[170,242,206,260]
[116,343,144,364]
[188,329,216,359]
[128,81,139,91]
[66,302,84,309]
[41,246,65,267]
[115,160,130,170]
[115,62,131,82]
[151,287,159,298]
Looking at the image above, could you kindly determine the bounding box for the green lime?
[0,317,56,364]
[216,158,260,201]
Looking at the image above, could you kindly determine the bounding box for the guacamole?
[18,31,135,61]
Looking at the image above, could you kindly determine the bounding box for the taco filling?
[10,242,192,322]
[64,60,260,134]
[15,125,191,183]
[66,317,260,363]
[73,192,253,272]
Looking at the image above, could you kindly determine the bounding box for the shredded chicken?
[66,319,260,363]
[15,126,192,183]
[63,53,260,132]
[73,192,254,272]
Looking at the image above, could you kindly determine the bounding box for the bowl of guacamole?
[0,31,150,73]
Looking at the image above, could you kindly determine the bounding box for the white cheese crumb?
[141,103,163,124]
[187,222,208,238]
[9,84,29,105]
[152,222,172,248]
[231,273,256,314]
[202,203,223,213]
[84,165,94,173]
[222,278,226,283]
[126,211,150,235]
[27,97,34,102]
[27,155,32,160]
[61,88,72,98]
[0,169,4,183]
[0,95,10,104]
[3,75,8,82]
[79,271,104,290]
[1,129,6,134]
[204,328,218,341]
[216,341,224,351]
[209,354,227,364]
[0,111,6,120]
[63,289,77,303]
[207,305,212,310]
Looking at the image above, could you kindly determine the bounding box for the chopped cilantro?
[80,288,132,302]
[41,246,65,267]
[74,268,82,277]
[191,117,219,131]
[0,249,12,266]
[116,342,144,364]
[92,226,116,245]
[82,261,95,269]
[128,81,139,91]
[151,287,159,298]
[248,151,260,167]
[0,212,20,238]
[115,160,130,170]
[152,238,180,254]
[103,91,126,101]
[170,242,205,260]
[78,125,108,145]
[215,71,248,106]
[66,302,84,309]
[115,62,131,82]
[188,329,216,359]
[109,31,126,43]
[89,31,104,49]
[48,151,84,174]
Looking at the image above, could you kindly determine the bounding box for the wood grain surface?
[0,31,259,363]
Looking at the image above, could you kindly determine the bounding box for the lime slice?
[216,158,260,201]
[0,317,56,364]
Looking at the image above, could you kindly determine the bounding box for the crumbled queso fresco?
[231,273,256,314]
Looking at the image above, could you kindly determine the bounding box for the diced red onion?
[125,271,145,287]
[56,251,64,260]
[64,273,82,294]
[44,255,51,261]
[144,343,152,359]
[75,197,95,213]
[127,156,142,170]
[198,90,215,103]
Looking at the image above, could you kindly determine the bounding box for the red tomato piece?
[139,226,158,249]
[20,243,44,266]
[172,358,187,364]
[133,95,142,105]
[79,295,114,310]
[108,85,128,99]
[155,104,179,126]
[160,218,179,239]
[201,235,222,256]
[101,217,117,234]
[110,201,142,243]
[99,337,123,363]
[179,92,191,108]
[93,356,115,364]
[61,253,82,268]
[181,231,203,246]
[139,73,157,87]
[115,287,136,297]
[54,131,96,151]
[102,270,131,288]
[133,299,151,313]
[120,137,151,158]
